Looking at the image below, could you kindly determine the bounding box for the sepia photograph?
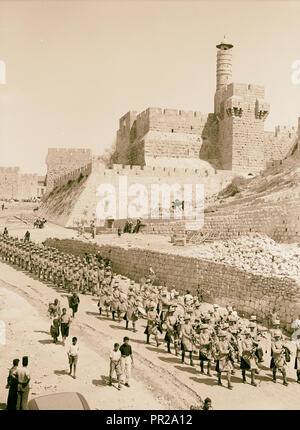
[0,0,300,418]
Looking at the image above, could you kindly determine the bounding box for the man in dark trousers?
[120,337,134,387]
[69,292,80,318]
[16,356,30,410]
[6,358,19,410]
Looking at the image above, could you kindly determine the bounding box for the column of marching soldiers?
[1,231,300,391]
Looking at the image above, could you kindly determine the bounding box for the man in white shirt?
[109,343,122,390]
[68,337,79,379]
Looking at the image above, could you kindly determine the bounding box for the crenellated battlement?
[101,162,216,178]
[52,163,92,189]
[274,125,298,137]
[224,83,265,99]
[46,147,93,192]
[47,148,92,154]
[137,107,205,118]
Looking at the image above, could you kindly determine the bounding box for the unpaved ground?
[1,260,300,410]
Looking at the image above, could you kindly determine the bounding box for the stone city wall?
[0,167,20,199]
[0,168,43,200]
[45,148,92,193]
[264,125,298,166]
[115,107,216,167]
[39,162,235,227]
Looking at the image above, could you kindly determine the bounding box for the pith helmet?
[218,331,227,338]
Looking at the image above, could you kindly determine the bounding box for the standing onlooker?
[68,337,79,379]
[69,292,80,318]
[109,343,122,390]
[294,333,300,383]
[120,337,133,387]
[60,308,71,346]
[50,314,60,344]
[202,397,213,410]
[16,356,30,410]
[6,358,19,410]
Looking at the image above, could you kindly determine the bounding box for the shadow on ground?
[54,369,71,376]
[92,375,109,387]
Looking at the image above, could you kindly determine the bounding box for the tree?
[97,141,119,168]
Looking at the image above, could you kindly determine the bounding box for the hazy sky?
[0,0,300,175]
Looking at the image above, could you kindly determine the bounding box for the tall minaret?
[214,36,233,114]
[216,36,233,91]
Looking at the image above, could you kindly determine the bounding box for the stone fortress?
[114,37,297,174]
[11,38,300,331]
[41,38,299,230]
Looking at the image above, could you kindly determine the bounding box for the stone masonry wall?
[97,244,300,332]
[115,107,216,167]
[116,111,137,165]
[17,174,39,200]
[40,162,235,227]
[140,200,300,244]
[217,83,269,174]
[0,168,43,200]
[0,167,19,199]
[264,125,298,166]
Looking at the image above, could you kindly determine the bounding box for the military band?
[0,231,299,390]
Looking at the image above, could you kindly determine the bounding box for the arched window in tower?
[171,129,174,133]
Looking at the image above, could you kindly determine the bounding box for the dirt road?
[1,260,300,410]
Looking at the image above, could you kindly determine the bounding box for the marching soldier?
[111,284,121,321]
[215,331,234,390]
[196,324,213,376]
[145,302,161,347]
[103,289,111,317]
[270,319,282,341]
[270,331,290,386]
[180,315,194,366]
[240,329,259,386]
[294,333,300,383]
[164,304,180,355]
[69,292,80,318]
[125,292,138,332]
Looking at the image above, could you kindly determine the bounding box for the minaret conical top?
[216,36,233,50]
